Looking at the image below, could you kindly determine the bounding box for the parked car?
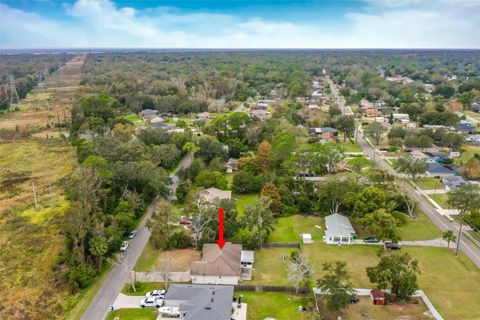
[349,295,360,304]
[158,306,180,316]
[385,242,401,250]
[146,290,166,299]
[120,241,129,252]
[128,230,137,239]
[363,237,379,243]
[140,297,164,308]
[179,215,191,225]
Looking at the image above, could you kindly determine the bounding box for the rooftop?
[200,187,232,203]
[324,213,356,238]
[165,284,234,320]
[191,243,242,277]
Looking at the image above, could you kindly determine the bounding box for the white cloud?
[0,0,478,48]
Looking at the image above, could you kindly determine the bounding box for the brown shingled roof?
[190,243,241,277]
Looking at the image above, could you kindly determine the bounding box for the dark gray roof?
[427,163,455,175]
[442,176,470,188]
[165,284,233,320]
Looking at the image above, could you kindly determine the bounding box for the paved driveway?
[112,293,144,309]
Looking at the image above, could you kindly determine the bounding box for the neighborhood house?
[323,213,356,244]
[200,187,232,204]
[190,243,253,285]
[161,284,235,320]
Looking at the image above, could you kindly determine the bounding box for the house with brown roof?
[190,243,245,285]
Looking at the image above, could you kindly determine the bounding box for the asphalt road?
[326,76,480,269]
[81,155,193,320]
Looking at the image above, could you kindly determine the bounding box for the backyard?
[250,215,480,320]
[237,291,318,320]
[316,296,432,320]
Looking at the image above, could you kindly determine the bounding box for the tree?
[194,171,228,189]
[232,169,263,194]
[255,140,272,172]
[442,230,456,250]
[448,184,480,255]
[335,116,355,142]
[393,157,428,181]
[261,181,282,216]
[364,122,384,162]
[348,157,371,174]
[367,250,420,301]
[147,199,175,250]
[317,261,354,312]
[360,209,401,242]
[353,187,389,218]
[182,141,200,159]
[465,157,480,180]
[244,197,275,249]
[287,252,315,295]
[89,236,108,269]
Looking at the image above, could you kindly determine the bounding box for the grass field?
[252,215,480,320]
[237,291,318,320]
[106,308,157,320]
[414,177,444,190]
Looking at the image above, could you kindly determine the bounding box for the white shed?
[302,234,313,244]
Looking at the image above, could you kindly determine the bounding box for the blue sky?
[1,0,479,48]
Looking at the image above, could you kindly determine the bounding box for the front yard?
[106,308,156,320]
[414,177,443,190]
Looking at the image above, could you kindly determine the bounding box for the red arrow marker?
[216,207,226,249]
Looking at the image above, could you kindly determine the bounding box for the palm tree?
[442,230,456,250]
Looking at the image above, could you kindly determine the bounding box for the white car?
[158,306,181,317]
[146,290,166,299]
[120,241,129,252]
[140,297,164,308]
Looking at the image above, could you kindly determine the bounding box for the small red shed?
[370,289,386,305]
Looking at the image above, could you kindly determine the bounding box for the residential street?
[326,76,480,269]
[81,155,192,320]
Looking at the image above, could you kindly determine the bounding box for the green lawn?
[428,193,451,209]
[415,177,444,190]
[134,240,160,272]
[237,291,318,320]
[122,282,165,296]
[337,141,363,153]
[269,215,324,242]
[399,210,442,241]
[106,308,157,320]
[123,113,143,124]
[234,193,258,216]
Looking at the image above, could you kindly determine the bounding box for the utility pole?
[32,182,39,212]
[8,74,20,110]
[455,213,464,256]
[49,182,55,208]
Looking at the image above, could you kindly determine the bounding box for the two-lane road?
[81,155,192,320]
[326,76,480,269]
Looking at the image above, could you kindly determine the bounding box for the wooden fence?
[234,284,310,294]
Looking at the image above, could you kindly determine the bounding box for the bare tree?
[159,252,173,290]
[188,193,218,249]
[287,253,315,295]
